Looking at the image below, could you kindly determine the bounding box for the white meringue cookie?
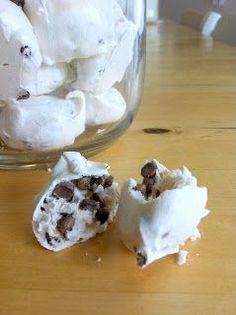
[85,88,126,126]
[71,21,137,94]
[33,152,119,252]
[21,63,74,96]
[0,92,85,151]
[118,160,209,268]
[0,0,42,103]
[24,0,121,65]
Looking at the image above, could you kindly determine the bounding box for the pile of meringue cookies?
[33,152,210,268]
[0,0,137,151]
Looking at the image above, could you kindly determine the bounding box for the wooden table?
[0,20,235,315]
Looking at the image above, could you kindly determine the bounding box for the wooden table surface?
[1,20,236,315]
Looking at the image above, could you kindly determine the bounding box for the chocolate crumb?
[73,176,91,190]
[20,45,32,57]
[136,252,147,267]
[40,206,45,212]
[57,214,75,238]
[45,232,52,246]
[95,209,109,225]
[2,63,9,66]
[104,175,114,188]
[79,199,99,211]
[43,198,48,204]
[52,182,74,202]
[141,162,157,178]
[16,90,30,101]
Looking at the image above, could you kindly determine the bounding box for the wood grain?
[0,20,236,314]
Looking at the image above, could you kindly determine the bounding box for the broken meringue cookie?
[33,152,119,252]
[118,160,209,268]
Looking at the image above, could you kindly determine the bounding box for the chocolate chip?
[16,90,30,101]
[90,193,114,210]
[92,193,105,208]
[45,233,60,245]
[141,162,157,178]
[40,206,45,212]
[104,175,114,188]
[155,189,161,198]
[150,187,160,199]
[95,210,109,225]
[43,198,48,204]
[161,232,170,239]
[142,177,155,195]
[17,0,25,8]
[136,252,147,267]
[79,199,99,211]
[57,214,75,238]
[85,190,94,200]
[134,184,146,196]
[45,232,52,246]
[98,67,106,74]
[52,182,74,202]
[91,176,105,187]
[142,177,155,187]
[73,176,91,190]
[98,39,105,45]
[20,45,32,57]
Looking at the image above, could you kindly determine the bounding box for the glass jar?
[0,0,146,169]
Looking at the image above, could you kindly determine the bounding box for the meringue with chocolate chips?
[33,152,119,251]
[118,160,209,268]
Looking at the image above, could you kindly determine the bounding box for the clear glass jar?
[0,0,146,169]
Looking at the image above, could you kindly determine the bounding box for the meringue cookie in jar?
[0,0,145,169]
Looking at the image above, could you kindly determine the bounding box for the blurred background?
[147,0,236,22]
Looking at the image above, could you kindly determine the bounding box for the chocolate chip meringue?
[33,152,119,251]
[118,160,209,268]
